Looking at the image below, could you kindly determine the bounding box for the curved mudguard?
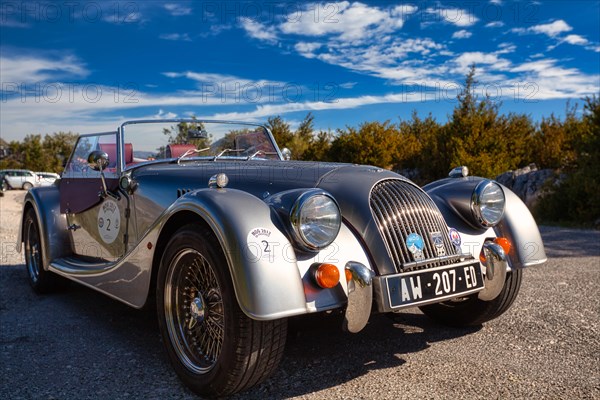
[165,188,373,320]
[17,186,73,268]
[424,177,547,269]
[161,188,308,320]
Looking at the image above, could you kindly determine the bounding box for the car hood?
[131,159,417,274]
[132,159,400,192]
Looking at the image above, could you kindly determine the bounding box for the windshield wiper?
[213,148,245,161]
[246,150,279,160]
[175,147,210,164]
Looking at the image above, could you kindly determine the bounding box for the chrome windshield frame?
[118,119,283,171]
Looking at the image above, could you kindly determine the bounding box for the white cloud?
[530,20,572,37]
[563,34,588,45]
[485,21,504,28]
[239,17,278,44]
[425,7,478,27]
[153,109,178,119]
[509,19,599,53]
[159,33,192,41]
[203,91,441,122]
[164,4,192,16]
[452,30,472,39]
[512,19,572,38]
[280,2,416,41]
[453,52,511,71]
[294,42,323,58]
[0,53,89,83]
[508,59,599,99]
[163,71,287,89]
[496,43,516,54]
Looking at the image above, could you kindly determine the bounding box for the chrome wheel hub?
[188,297,205,329]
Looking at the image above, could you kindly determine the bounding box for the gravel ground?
[1,190,599,399]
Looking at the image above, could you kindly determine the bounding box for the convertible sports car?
[19,120,547,396]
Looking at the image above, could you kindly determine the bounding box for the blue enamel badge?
[406,233,425,261]
[448,228,462,248]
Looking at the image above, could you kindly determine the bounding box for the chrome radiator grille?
[370,179,459,272]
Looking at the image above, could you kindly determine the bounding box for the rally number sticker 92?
[98,199,121,244]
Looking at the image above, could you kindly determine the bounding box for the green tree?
[533,103,582,169]
[42,132,79,172]
[444,65,531,178]
[21,135,45,171]
[289,113,315,159]
[329,121,400,168]
[267,116,293,149]
[396,111,444,183]
[302,130,333,161]
[536,95,600,226]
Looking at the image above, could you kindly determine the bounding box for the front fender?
[424,177,547,269]
[495,186,547,268]
[160,188,309,320]
[18,186,73,269]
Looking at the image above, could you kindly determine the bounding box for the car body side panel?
[18,187,73,268]
[48,227,159,308]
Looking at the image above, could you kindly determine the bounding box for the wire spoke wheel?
[25,215,41,283]
[164,249,224,374]
[23,208,66,293]
[157,225,287,396]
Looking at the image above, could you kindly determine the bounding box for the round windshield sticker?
[98,199,120,244]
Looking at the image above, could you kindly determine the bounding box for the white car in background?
[35,172,60,187]
[0,169,39,190]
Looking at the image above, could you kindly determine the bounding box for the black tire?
[24,209,67,293]
[1,179,8,192]
[22,182,33,190]
[419,269,522,327]
[157,224,287,397]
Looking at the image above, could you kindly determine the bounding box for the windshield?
[121,120,280,167]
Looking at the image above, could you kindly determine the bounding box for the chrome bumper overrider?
[343,262,375,333]
[478,242,508,301]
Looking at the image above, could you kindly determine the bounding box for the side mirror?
[188,128,208,140]
[88,150,110,171]
[281,147,292,161]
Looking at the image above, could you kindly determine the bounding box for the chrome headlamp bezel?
[289,190,341,252]
[471,180,506,227]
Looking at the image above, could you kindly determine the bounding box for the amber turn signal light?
[314,263,340,289]
[494,237,511,254]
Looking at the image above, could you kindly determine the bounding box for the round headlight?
[290,191,341,251]
[471,180,505,227]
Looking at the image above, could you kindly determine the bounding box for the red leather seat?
[166,144,196,158]
[99,143,133,167]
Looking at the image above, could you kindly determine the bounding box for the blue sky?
[1,0,599,141]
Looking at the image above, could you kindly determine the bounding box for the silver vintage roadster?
[19,120,547,396]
